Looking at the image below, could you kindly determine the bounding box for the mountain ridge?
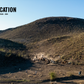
[0,17,84,42]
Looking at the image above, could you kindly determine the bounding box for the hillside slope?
[0,17,84,42]
[27,32,84,65]
[0,17,84,65]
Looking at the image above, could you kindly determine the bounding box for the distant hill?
[0,17,84,42]
[0,28,13,34]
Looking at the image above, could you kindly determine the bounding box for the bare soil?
[0,60,84,84]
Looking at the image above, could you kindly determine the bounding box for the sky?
[0,0,84,30]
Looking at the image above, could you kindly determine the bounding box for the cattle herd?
[32,56,69,64]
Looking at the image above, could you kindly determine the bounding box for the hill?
[0,17,84,65]
[0,17,84,42]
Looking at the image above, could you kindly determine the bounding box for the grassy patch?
[49,72,56,80]
[0,48,5,52]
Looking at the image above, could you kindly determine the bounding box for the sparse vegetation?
[0,17,84,64]
[49,72,56,80]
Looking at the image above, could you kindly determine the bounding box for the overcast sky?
[0,0,84,30]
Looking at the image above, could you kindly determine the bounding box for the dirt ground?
[0,60,84,84]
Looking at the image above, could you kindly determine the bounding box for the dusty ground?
[0,60,84,84]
